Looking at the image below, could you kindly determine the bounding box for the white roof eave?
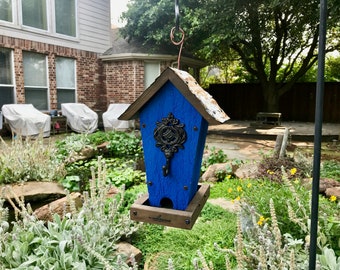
[100,53,206,67]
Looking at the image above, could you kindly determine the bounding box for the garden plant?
[0,131,338,269]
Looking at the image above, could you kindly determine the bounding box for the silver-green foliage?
[318,247,340,270]
[0,163,140,269]
[0,136,66,184]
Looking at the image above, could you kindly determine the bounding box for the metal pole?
[175,0,179,31]
[309,0,327,268]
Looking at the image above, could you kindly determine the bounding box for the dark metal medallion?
[154,113,187,176]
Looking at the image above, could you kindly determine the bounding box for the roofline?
[100,53,206,67]
[119,67,229,125]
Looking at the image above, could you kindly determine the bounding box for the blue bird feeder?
[119,67,229,229]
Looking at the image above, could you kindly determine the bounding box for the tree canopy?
[121,0,340,111]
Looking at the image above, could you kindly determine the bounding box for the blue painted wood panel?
[140,81,208,210]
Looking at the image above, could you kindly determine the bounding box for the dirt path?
[205,134,276,160]
[205,134,318,161]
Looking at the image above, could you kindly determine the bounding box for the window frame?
[23,51,50,111]
[20,0,50,32]
[0,0,18,25]
[0,48,16,107]
[144,61,160,89]
[1,0,78,39]
[54,0,77,38]
[56,56,77,109]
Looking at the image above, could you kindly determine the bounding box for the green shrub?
[321,160,340,181]
[55,131,144,193]
[54,131,143,162]
[63,157,145,192]
[104,131,142,159]
[201,146,229,174]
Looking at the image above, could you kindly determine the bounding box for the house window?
[0,48,15,108]
[56,57,76,109]
[144,62,160,89]
[22,0,47,30]
[23,52,48,110]
[55,0,76,37]
[0,0,12,22]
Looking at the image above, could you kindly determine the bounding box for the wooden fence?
[207,82,340,123]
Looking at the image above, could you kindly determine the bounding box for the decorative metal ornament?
[154,113,187,176]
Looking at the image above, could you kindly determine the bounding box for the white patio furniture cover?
[102,104,134,131]
[1,104,51,137]
[61,103,98,133]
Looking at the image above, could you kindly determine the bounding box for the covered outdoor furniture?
[102,104,134,131]
[61,103,98,133]
[1,104,51,137]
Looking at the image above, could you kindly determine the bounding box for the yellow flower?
[257,216,266,226]
[228,188,233,193]
[235,196,241,201]
[247,183,252,188]
[237,186,243,192]
[330,195,337,202]
[267,170,274,175]
[290,168,297,175]
[226,174,232,179]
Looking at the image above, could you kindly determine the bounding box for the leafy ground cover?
[0,131,339,269]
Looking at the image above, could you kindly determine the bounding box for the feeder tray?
[130,184,210,230]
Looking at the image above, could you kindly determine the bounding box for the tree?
[121,0,340,112]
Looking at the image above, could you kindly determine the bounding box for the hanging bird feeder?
[119,67,229,229]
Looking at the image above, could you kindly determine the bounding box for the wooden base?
[130,184,210,230]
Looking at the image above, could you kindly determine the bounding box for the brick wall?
[0,36,106,111]
[103,60,172,105]
[104,60,144,105]
[1,35,185,113]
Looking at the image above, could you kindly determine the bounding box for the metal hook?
[175,0,179,31]
[170,27,185,69]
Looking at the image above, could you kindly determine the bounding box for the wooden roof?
[119,67,229,125]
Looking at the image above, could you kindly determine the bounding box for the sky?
[111,0,129,27]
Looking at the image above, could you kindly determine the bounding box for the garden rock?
[106,186,120,198]
[201,162,240,182]
[33,187,119,222]
[319,178,340,193]
[97,141,109,154]
[33,192,82,222]
[235,163,259,179]
[1,181,67,202]
[68,146,96,163]
[116,241,142,267]
[325,187,340,199]
[301,177,340,193]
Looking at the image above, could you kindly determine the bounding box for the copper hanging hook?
[171,0,185,69]
[170,27,185,69]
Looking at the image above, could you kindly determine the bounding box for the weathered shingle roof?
[102,29,205,67]
[103,29,178,55]
[119,67,229,125]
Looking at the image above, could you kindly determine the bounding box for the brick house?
[100,29,206,105]
[0,0,111,112]
[0,0,205,115]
